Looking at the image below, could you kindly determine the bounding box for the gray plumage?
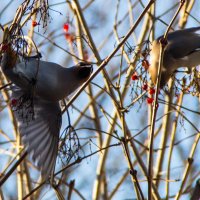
[149,27,200,87]
[1,51,92,179]
[11,86,61,178]
[1,57,93,101]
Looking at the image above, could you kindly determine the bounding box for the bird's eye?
[77,66,93,79]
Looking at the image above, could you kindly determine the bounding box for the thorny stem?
[0,147,24,180]
[66,2,156,199]
[0,151,27,187]
[1,0,152,198]
[0,82,12,90]
[92,111,119,200]
[112,0,161,198]
[148,1,185,199]
[117,83,144,199]
[166,88,184,198]
[68,2,111,197]
[175,133,200,200]
[52,185,65,200]
[72,3,103,147]
[121,137,144,200]
[0,73,23,197]
[23,142,121,199]
[63,0,155,112]
[154,79,174,187]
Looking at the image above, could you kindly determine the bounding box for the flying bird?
[1,44,93,179]
[149,27,200,87]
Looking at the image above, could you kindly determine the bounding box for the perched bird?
[1,44,93,179]
[149,27,200,87]
[1,46,93,101]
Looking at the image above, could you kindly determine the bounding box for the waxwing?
[149,27,200,87]
[1,44,93,179]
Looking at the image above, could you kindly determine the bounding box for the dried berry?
[142,59,150,70]
[142,83,148,90]
[131,72,138,81]
[65,33,75,43]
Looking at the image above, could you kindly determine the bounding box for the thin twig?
[148,1,186,199]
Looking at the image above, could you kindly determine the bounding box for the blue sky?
[1,0,200,199]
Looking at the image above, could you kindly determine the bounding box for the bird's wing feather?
[11,86,61,179]
[159,27,200,59]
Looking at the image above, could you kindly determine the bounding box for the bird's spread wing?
[11,86,62,179]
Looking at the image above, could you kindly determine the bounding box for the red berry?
[63,23,69,32]
[11,98,18,106]
[131,75,138,80]
[142,59,150,70]
[32,21,38,27]
[149,88,155,95]
[131,72,138,81]
[142,83,148,90]
[65,33,75,43]
[146,97,154,104]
